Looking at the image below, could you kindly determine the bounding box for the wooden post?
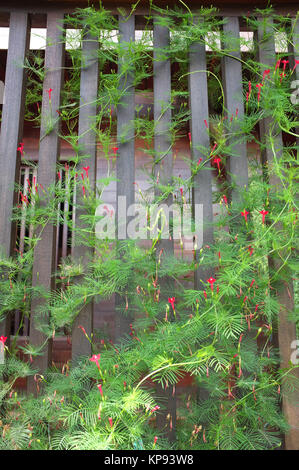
[222,16,248,197]
[0,11,30,343]
[71,29,99,361]
[258,18,299,450]
[27,12,65,393]
[115,13,135,339]
[188,21,214,289]
[153,19,176,443]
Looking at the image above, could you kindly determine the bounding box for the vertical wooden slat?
[153,19,176,443]
[62,168,70,259]
[258,18,299,450]
[222,17,248,197]
[71,29,99,361]
[291,17,299,155]
[0,11,30,342]
[115,13,135,339]
[28,12,65,393]
[188,23,213,289]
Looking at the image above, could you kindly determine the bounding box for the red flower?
[213,157,221,171]
[250,279,255,288]
[280,72,286,82]
[154,436,158,445]
[89,354,101,370]
[262,69,270,81]
[204,119,208,129]
[241,209,249,222]
[0,336,7,344]
[293,60,299,72]
[47,88,53,101]
[281,59,289,72]
[17,142,24,156]
[211,143,217,153]
[197,157,202,166]
[108,417,113,428]
[112,147,119,156]
[248,245,253,256]
[246,81,251,102]
[97,383,103,397]
[83,166,90,178]
[57,171,61,180]
[150,405,160,413]
[207,277,216,292]
[78,325,87,336]
[168,297,175,310]
[188,132,191,143]
[82,185,86,197]
[222,195,228,205]
[275,59,281,71]
[259,209,269,224]
[256,83,263,102]
[203,290,207,299]
[179,187,183,197]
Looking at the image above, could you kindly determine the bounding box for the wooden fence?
[0,1,298,448]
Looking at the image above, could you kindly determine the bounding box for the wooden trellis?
[0,0,298,448]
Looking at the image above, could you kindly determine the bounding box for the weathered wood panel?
[71,28,99,361]
[0,12,30,343]
[222,16,248,197]
[188,23,214,289]
[115,13,135,340]
[28,11,65,393]
[258,17,299,450]
[153,19,176,443]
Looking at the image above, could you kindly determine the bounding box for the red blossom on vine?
[207,277,216,292]
[275,59,281,71]
[168,297,175,310]
[47,88,53,101]
[262,69,270,81]
[0,336,7,344]
[256,83,263,102]
[213,157,221,171]
[241,209,249,222]
[89,354,101,371]
[259,209,268,224]
[97,383,103,397]
[17,142,24,156]
[281,59,289,72]
[293,60,299,72]
[204,119,208,129]
[83,166,90,178]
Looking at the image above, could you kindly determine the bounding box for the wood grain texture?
[258,18,299,450]
[28,11,65,393]
[0,11,30,342]
[189,28,214,289]
[115,13,135,340]
[153,19,176,443]
[222,16,248,197]
[71,28,99,362]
